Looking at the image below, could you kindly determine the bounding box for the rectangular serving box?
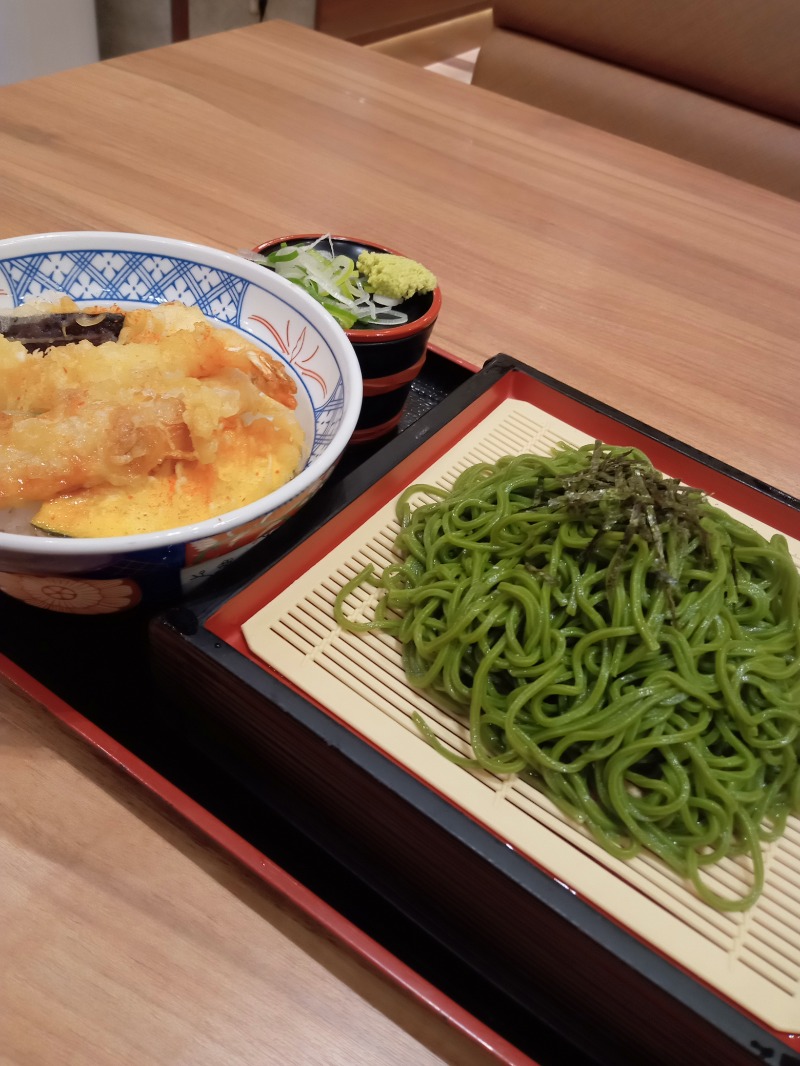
[150,355,800,1066]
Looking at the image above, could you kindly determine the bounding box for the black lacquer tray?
[147,354,800,1066]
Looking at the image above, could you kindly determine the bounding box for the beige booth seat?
[472,0,800,200]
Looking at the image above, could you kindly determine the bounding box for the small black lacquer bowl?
[255,234,442,443]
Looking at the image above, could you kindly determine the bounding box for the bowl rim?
[0,230,362,558]
[253,233,442,345]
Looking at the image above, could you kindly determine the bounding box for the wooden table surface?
[0,19,797,496]
[0,667,516,1066]
[0,18,798,1065]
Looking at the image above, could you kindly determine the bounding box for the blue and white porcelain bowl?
[0,231,362,614]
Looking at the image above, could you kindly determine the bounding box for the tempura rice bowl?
[0,231,362,614]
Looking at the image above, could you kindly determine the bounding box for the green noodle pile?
[335,443,800,910]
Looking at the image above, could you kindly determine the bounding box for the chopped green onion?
[266,247,299,264]
[252,235,408,329]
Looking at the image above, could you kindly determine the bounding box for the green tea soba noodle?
[334,443,800,911]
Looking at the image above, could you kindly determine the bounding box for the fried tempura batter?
[0,299,304,519]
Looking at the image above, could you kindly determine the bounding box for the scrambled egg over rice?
[0,298,305,537]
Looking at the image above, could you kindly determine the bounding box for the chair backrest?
[472,0,800,198]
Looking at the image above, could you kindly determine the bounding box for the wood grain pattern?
[0,674,508,1066]
[0,20,796,495]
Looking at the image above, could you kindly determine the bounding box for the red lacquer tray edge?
[0,645,536,1066]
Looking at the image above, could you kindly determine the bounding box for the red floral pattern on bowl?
[0,573,141,615]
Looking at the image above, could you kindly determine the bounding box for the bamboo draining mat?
[242,398,800,1032]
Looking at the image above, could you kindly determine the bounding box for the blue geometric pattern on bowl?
[0,248,345,461]
[0,249,246,321]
